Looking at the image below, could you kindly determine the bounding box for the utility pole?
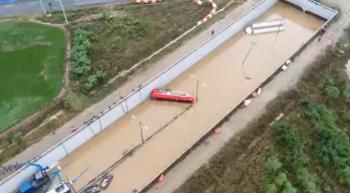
[190,74,200,103]
[241,42,256,80]
[58,0,69,24]
[132,115,146,144]
[38,0,46,14]
[139,121,145,143]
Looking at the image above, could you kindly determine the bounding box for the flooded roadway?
[60,2,324,192]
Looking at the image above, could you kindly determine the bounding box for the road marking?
[29,1,40,5]
[75,1,103,5]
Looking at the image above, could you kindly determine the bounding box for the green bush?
[101,10,112,23]
[264,183,278,193]
[272,122,306,169]
[340,166,350,184]
[302,103,338,129]
[304,103,350,185]
[264,155,282,173]
[296,167,320,193]
[323,74,336,87]
[12,132,26,152]
[341,111,350,122]
[274,172,288,187]
[282,182,297,193]
[323,75,341,100]
[324,85,341,100]
[82,71,106,93]
[71,27,92,78]
[342,82,350,100]
[315,126,350,182]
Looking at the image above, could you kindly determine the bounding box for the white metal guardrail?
[0,0,337,192]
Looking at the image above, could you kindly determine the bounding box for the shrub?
[101,10,112,23]
[264,155,282,173]
[340,166,350,184]
[71,27,92,78]
[296,167,320,193]
[342,82,350,101]
[264,183,278,193]
[341,111,350,122]
[304,103,350,185]
[272,122,306,169]
[301,103,338,129]
[324,85,340,100]
[12,132,25,152]
[82,71,106,93]
[323,74,336,87]
[274,172,288,187]
[282,182,297,193]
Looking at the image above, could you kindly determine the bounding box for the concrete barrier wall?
[0,0,336,192]
[283,0,337,20]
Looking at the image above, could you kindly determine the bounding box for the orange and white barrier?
[251,87,262,98]
[241,88,262,108]
[196,0,217,25]
[158,174,165,183]
[214,127,222,134]
[241,99,252,108]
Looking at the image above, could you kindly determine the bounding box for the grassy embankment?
[0,22,65,133]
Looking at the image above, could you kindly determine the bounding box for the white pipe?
[245,20,283,35]
[251,20,283,28]
[251,26,284,34]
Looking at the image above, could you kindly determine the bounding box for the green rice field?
[0,22,66,132]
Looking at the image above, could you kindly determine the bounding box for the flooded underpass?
[60,2,325,193]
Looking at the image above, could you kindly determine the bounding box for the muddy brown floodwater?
[60,2,324,193]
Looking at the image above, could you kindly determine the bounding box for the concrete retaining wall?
[0,0,337,193]
[283,0,337,20]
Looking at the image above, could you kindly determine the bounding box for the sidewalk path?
[0,0,125,17]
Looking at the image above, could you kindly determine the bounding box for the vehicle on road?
[19,166,50,193]
[150,89,195,103]
[99,173,113,190]
[84,184,100,193]
[47,183,71,193]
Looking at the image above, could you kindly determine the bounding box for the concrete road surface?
[0,0,126,17]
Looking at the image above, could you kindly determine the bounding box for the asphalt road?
[0,0,125,17]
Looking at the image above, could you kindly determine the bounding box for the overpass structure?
[0,0,337,193]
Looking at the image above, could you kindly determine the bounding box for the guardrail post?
[62,144,69,156]
[98,115,103,132]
